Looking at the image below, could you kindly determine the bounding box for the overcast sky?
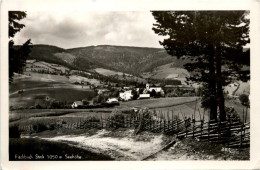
[13,11,164,49]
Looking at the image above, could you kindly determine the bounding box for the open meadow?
[9,72,97,108]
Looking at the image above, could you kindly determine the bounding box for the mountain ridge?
[26,44,183,76]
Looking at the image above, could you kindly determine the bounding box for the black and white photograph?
[1,0,260,169]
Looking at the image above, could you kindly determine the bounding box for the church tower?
[146,83,149,91]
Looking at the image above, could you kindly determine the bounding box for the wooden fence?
[17,109,250,149]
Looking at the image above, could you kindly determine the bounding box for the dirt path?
[39,129,168,160]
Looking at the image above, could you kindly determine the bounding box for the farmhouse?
[144,84,163,93]
[71,101,83,108]
[106,98,119,104]
[119,90,133,101]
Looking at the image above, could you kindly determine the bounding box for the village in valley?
[8,10,251,161]
[11,58,197,110]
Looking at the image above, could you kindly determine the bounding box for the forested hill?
[23,44,189,75]
[26,45,97,70]
[67,45,188,75]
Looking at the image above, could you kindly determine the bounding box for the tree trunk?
[216,45,226,121]
[208,45,218,121]
[208,61,218,121]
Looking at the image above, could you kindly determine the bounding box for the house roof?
[107,98,118,102]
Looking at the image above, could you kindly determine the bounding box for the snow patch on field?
[42,129,164,160]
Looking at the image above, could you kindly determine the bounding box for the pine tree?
[9,11,32,83]
[152,11,250,121]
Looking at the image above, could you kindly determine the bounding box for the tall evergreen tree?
[152,11,250,121]
[9,11,32,83]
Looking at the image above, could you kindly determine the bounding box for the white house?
[149,87,162,93]
[144,84,163,93]
[106,98,119,104]
[119,90,133,101]
[71,101,83,108]
[139,94,150,99]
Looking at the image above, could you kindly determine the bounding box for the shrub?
[35,104,42,109]
[87,116,100,122]
[50,100,61,109]
[33,123,48,132]
[239,94,250,107]
[225,106,241,122]
[150,89,157,97]
[29,106,35,109]
[110,110,125,128]
[46,124,55,130]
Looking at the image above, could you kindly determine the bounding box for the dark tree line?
[9,11,32,83]
[152,11,250,121]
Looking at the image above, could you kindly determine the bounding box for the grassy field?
[9,108,122,123]
[10,88,96,108]
[32,61,70,73]
[9,138,113,160]
[142,62,190,84]
[121,97,198,109]
[10,74,67,93]
[9,110,76,122]
[94,68,146,83]
[95,68,127,76]
[120,97,249,122]
[154,101,207,121]
[10,70,95,107]
[69,75,101,85]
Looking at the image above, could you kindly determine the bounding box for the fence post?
[159,118,162,133]
[200,119,204,138]
[245,107,248,123]
[164,112,166,133]
[217,121,220,143]
[192,115,195,138]
[168,119,170,134]
[227,120,231,148]
[240,124,243,147]
[184,117,187,137]
[152,119,154,132]
[150,116,152,131]
[101,115,103,129]
[177,115,179,137]
[242,108,245,124]
[130,115,132,127]
[208,121,210,141]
